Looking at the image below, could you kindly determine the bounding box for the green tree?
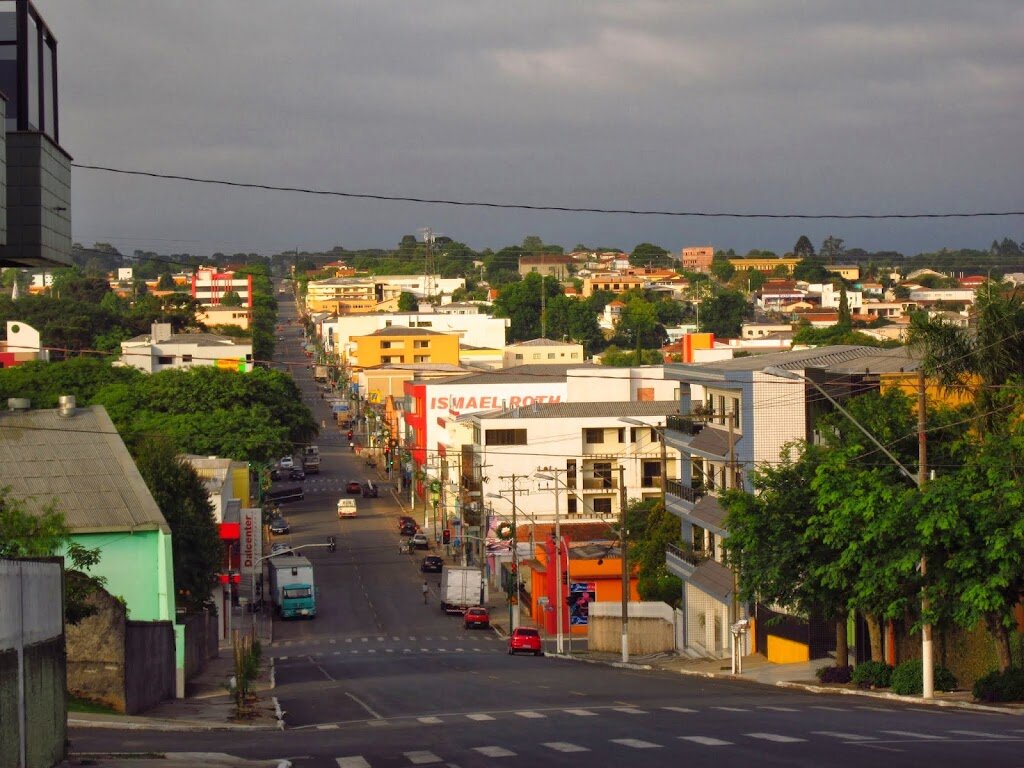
[626,500,683,605]
[134,438,223,611]
[820,235,845,264]
[710,259,735,283]
[398,291,419,312]
[793,257,831,283]
[630,242,671,267]
[698,290,747,337]
[0,487,107,624]
[612,297,665,349]
[794,235,815,258]
[219,290,243,307]
[837,285,852,329]
[491,273,561,342]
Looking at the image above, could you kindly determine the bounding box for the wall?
[588,602,675,654]
[6,132,72,265]
[124,621,175,713]
[0,558,66,768]
[182,609,220,683]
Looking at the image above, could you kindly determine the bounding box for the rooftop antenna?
[418,227,443,301]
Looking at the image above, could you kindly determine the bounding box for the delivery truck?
[301,445,321,474]
[268,556,317,619]
[439,565,485,615]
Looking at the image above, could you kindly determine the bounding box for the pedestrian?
[422,580,429,604]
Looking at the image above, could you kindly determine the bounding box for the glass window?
[584,428,603,444]
[593,497,612,514]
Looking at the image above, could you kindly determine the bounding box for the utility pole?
[919,369,933,699]
[497,473,530,631]
[618,464,630,663]
[537,467,569,654]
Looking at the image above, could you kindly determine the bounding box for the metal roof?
[0,405,169,534]
[482,401,679,420]
[426,363,593,386]
[689,558,734,602]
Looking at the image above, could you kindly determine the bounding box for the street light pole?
[536,469,570,655]
[762,365,932,698]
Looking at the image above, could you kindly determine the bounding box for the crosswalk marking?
[467,713,495,721]
[404,750,442,764]
[611,707,646,715]
[565,708,598,717]
[746,732,806,743]
[335,758,370,768]
[950,730,1019,739]
[543,742,590,753]
[473,746,515,757]
[811,731,877,742]
[662,706,697,713]
[679,736,732,746]
[515,711,546,718]
[316,724,339,730]
[611,738,661,749]
[417,716,442,724]
[758,706,799,712]
[881,730,948,740]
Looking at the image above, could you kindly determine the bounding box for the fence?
[588,601,676,655]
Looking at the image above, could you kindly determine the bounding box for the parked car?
[270,542,293,557]
[420,555,443,573]
[398,516,417,531]
[464,606,490,630]
[270,468,282,482]
[280,456,294,469]
[289,467,306,481]
[400,522,418,537]
[361,482,378,498]
[410,532,429,550]
[269,517,290,535]
[346,480,362,494]
[507,627,543,656]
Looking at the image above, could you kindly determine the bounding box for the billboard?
[240,508,262,595]
[569,582,596,626]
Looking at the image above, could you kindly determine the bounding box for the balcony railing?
[667,414,705,436]
[667,543,711,568]
[665,478,703,504]
[581,477,618,491]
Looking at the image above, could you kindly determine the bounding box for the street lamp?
[535,471,567,655]
[762,365,933,699]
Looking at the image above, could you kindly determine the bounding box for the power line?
[71,163,1024,221]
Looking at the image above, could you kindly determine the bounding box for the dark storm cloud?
[42,1,1024,257]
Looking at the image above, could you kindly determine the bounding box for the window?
[416,321,433,328]
[571,353,579,359]
[593,462,612,488]
[515,354,523,360]
[547,353,555,359]
[414,356,429,363]
[567,460,577,489]
[584,428,604,444]
[532,354,540,359]
[380,341,393,349]
[593,497,613,514]
[693,525,706,551]
[485,429,528,446]
[617,428,625,443]
[182,354,193,363]
[414,340,429,349]
[567,497,578,514]
[636,387,654,402]
[157,355,173,365]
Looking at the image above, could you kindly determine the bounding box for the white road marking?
[417,716,442,724]
[712,706,749,712]
[316,724,339,730]
[473,746,515,757]
[679,736,732,746]
[881,730,948,740]
[811,731,877,742]
[758,706,799,712]
[612,707,646,715]
[404,751,442,764]
[662,706,697,713]
[361,637,368,643]
[516,711,546,718]
[746,732,806,743]
[950,730,1020,739]
[345,692,382,720]
[543,742,590,753]
[467,713,495,721]
[564,708,598,717]
[810,705,847,711]
[335,758,370,768]
[611,738,661,749]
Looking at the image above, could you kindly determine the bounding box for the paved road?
[68,292,1024,767]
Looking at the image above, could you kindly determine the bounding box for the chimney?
[58,395,76,417]
[7,398,30,411]
[151,322,173,342]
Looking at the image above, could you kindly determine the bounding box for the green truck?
[268,556,317,619]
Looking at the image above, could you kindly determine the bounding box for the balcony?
[667,414,705,436]
[581,477,618,491]
[665,543,710,579]
[665,478,702,505]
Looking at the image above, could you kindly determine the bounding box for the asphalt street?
[67,289,1024,767]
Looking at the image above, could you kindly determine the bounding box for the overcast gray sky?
[45,1,1024,259]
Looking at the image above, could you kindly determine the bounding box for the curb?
[548,652,653,671]
[67,717,281,732]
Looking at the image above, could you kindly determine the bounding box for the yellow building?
[827,264,861,281]
[581,273,646,297]
[728,257,801,274]
[305,277,402,314]
[350,327,460,369]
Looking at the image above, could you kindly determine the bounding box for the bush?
[890,659,958,695]
[815,665,853,684]
[972,668,1024,702]
[851,660,893,689]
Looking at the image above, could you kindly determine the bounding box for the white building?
[191,268,253,308]
[117,322,253,374]
[471,401,680,527]
[807,283,863,311]
[503,338,585,368]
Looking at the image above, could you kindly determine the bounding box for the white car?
[270,543,293,557]
[280,456,294,469]
[411,532,429,550]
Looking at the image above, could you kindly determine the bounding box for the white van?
[337,498,358,518]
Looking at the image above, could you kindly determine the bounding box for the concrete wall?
[588,602,676,655]
[124,621,175,714]
[0,559,66,768]
[182,609,220,683]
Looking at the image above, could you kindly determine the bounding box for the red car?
[464,606,490,630]
[507,627,543,656]
[346,480,362,494]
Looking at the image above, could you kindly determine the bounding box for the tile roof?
[689,558,734,602]
[690,495,727,532]
[674,345,891,374]
[689,426,732,458]
[0,405,169,533]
